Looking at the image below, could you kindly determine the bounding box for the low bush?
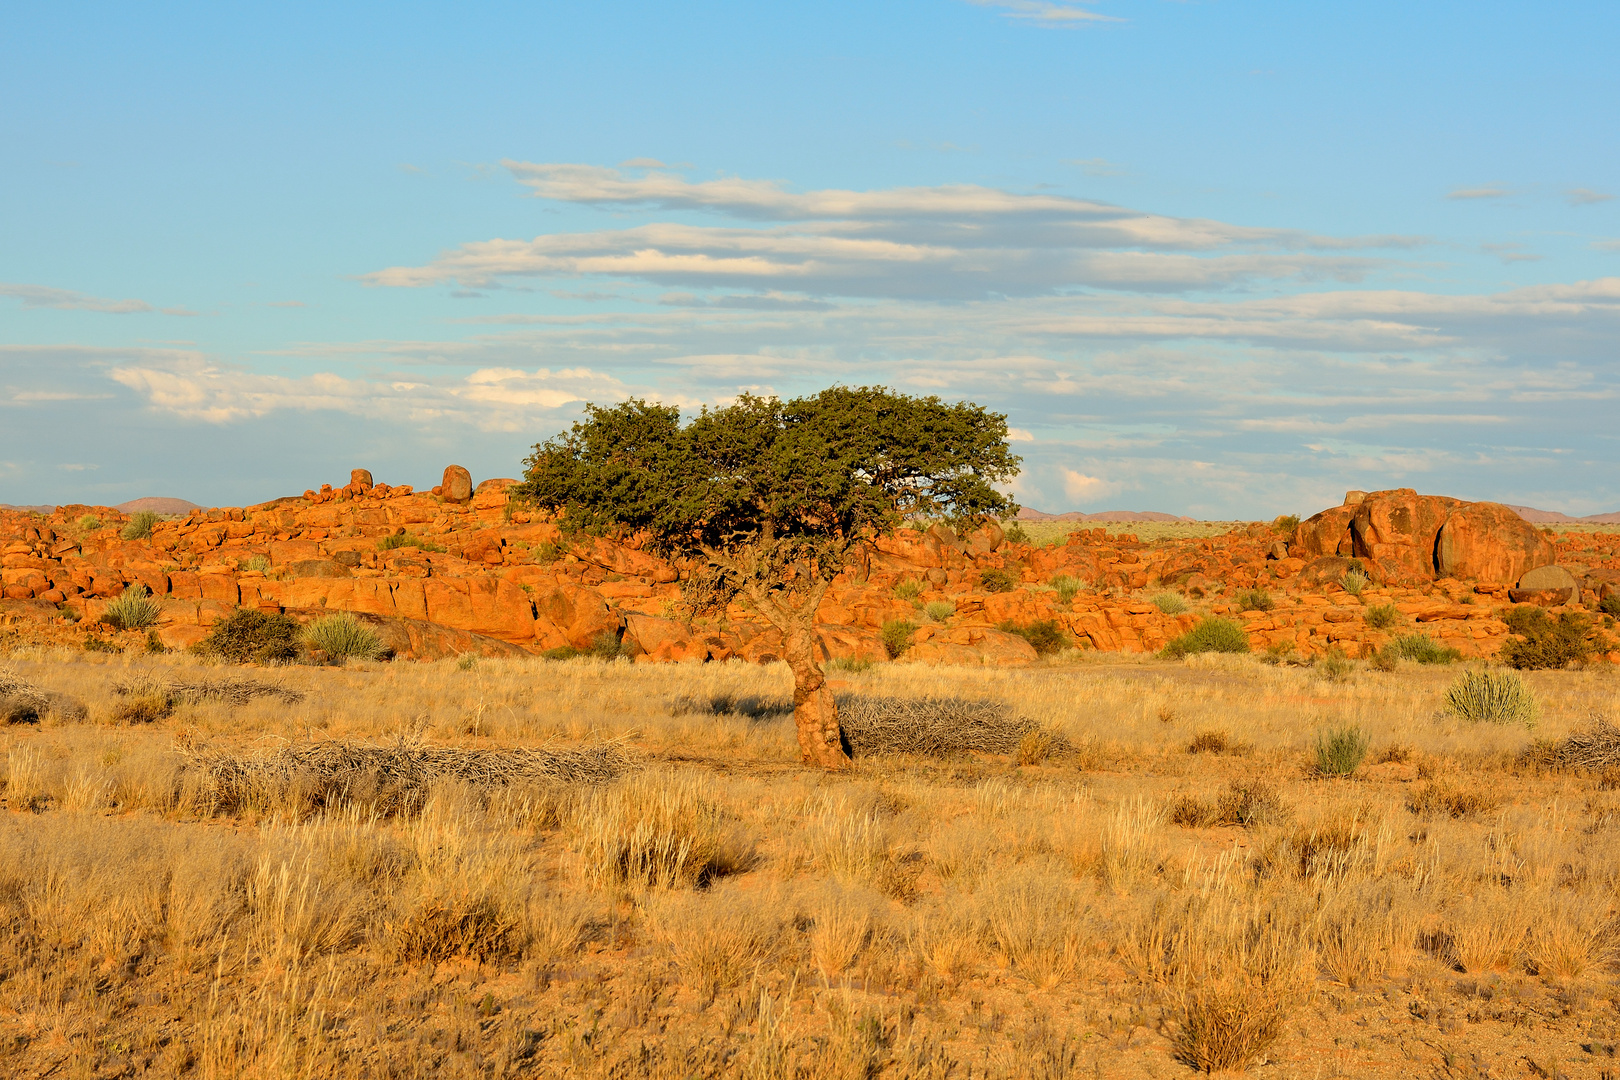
[1313,725,1368,777]
[1363,603,1400,630]
[1383,633,1461,665]
[1315,646,1353,681]
[542,631,635,662]
[1235,588,1274,612]
[1406,781,1500,819]
[77,514,101,532]
[1271,514,1300,535]
[302,613,386,663]
[1161,618,1250,659]
[244,554,272,573]
[1153,592,1188,615]
[1050,574,1081,603]
[102,584,161,631]
[997,619,1068,655]
[826,657,872,674]
[1445,668,1537,726]
[1002,523,1030,545]
[1499,606,1593,670]
[979,568,1017,593]
[894,579,923,601]
[120,510,161,540]
[377,532,445,553]
[923,600,955,622]
[880,619,918,659]
[1170,781,1288,829]
[1601,596,1620,618]
[198,608,302,664]
[1339,569,1370,596]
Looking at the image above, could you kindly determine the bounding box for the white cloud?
[1568,188,1615,206]
[968,0,1122,25]
[0,283,153,314]
[1062,469,1121,501]
[1446,186,1514,200]
[1007,428,1035,442]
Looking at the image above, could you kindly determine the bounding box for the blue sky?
[3,1,1617,517]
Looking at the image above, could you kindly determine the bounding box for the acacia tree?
[515,386,1020,768]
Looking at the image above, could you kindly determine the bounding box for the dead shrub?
[110,675,175,724]
[1187,729,1250,756]
[1168,781,1289,829]
[1406,781,1500,819]
[836,696,1068,759]
[393,894,515,964]
[1518,715,1620,772]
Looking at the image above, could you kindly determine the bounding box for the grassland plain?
[1,648,1619,1078]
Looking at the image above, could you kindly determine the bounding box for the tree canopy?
[514,385,1021,766]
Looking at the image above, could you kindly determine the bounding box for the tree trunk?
[783,620,849,769]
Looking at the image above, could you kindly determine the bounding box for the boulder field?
[2,477,1617,666]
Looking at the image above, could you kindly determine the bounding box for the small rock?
[350,469,374,490]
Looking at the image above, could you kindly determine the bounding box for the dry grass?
[0,647,1616,1074]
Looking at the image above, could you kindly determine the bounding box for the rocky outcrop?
[1293,489,1555,587]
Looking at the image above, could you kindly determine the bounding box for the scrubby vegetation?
[101,584,160,631]
[979,568,1017,593]
[1445,667,1538,726]
[1313,724,1368,776]
[1500,606,1595,669]
[197,607,302,663]
[996,619,1069,655]
[1235,588,1274,612]
[302,612,386,663]
[1161,617,1250,659]
[1364,603,1400,630]
[119,509,161,540]
[1152,591,1188,614]
[1382,633,1461,665]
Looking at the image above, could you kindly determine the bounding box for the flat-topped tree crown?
[515,386,1020,768]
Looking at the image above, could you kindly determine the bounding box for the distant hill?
[0,496,203,516]
[1017,508,1196,523]
[1505,504,1620,525]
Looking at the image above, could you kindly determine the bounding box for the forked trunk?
[783,622,849,769]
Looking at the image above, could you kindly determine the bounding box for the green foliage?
[1003,522,1030,545]
[82,635,120,653]
[541,631,635,662]
[894,579,923,600]
[1050,575,1081,603]
[880,619,918,659]
[102,584,160,630]
[979,568,1017,593]
[1314,725,1369,777]
[1445,668,1538,727]
[1363,603,1400,630]
[1152,592,1188,615]
[1271,514,1300,534]
[1600,596,1620,618]
[997,619,1069,656]
[535,541,562,563]
[1235,588,1274,612]
[826,657,873,674]
[456,654,478,672]
[77,514,102,532]
[199,608,301,664]
[923,600,955,622]
[120,510,161,541]
[244,554,272,573]
[1315,646,1353,681]
[513,389,1020,623]
[1383,633,1461,665]
[377,532,444,553]
[1161,618,1250,659]
[1499,607,1593,670]
[302,613,386,662]
[1339,569,1370,596]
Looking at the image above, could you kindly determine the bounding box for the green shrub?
[1363,603,1400,630]
[880,619,918,659]
[1600,596,1620,618]
[1050,575,1081,603]
[1235,588,1274,612]
[377,532,445,553]
[924,600,955,622]
[827,657,873,674]
[1384,633,1461,665]
[1445,668,1538,727]
[1153,592,1188,615]
[1314,725,1368,777]
[1161,618,1250,659]
[1499,607,1593,670]
[998,619,1069,656]
[302,612,386,662]
[120,510,161,541]
[542,631,635,662]
[979,568,1017,593]
[1315,646,1354,681]
[101,584,161,630]
[894,579,924,600]
[77,514,102,532]
[1271,514,1300,534]
[1339,569,1370,596]
[198,608,301,664]
[1003,523,1030,544]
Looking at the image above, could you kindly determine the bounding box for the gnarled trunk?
[784,622,848,769]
